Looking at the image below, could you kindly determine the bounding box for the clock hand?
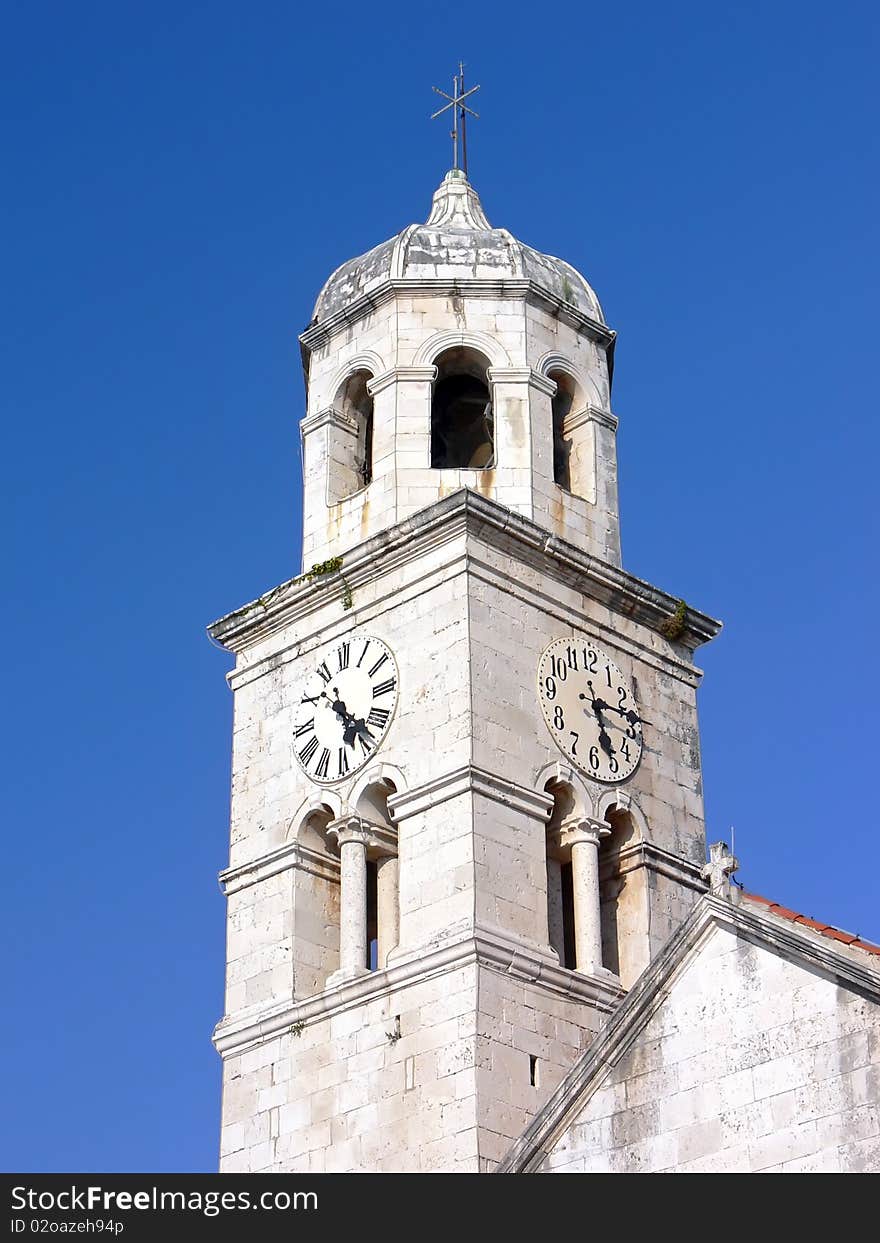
[579,687,617,756]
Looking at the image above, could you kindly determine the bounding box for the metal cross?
[431,62,480,178]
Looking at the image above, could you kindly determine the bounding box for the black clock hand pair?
[579,686,617,758]
[328,688,375,749]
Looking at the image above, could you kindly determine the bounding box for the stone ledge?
[387,765,554,823]
[212,925,624,1058]
[207,489,722,660]
[299,278,616,358]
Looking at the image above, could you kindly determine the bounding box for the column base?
[325,966,371,990]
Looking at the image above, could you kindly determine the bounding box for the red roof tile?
[743,892,880,958]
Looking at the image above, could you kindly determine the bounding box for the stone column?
[563,818,611,976]
[376,855,399,968]
[327,818,371,984]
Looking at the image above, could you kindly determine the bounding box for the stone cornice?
[562,404,618,435]
[388,765,554,824]
[601,841,707,891]
[212,924,624,1057]
[486,366,558,395]
[207,489,722,660]
[299,278,616,358]
[368,366,437,395]
[497,893,880,1172]
[220,841,339,895]
[299,406,357,441]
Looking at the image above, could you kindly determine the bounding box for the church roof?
[497,890,880,1173]
[743,891,880,956]
[311,169,605,324]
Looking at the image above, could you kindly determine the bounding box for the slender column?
[555,817,611,976]
[376,855,399,968]
[327,819,371,983]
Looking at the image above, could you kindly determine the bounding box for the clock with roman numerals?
[292,635,399,784]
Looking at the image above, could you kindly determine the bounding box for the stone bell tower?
[209,167,721,1172]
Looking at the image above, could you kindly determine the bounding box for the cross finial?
[431,63,480,178]
[701,841,740,899]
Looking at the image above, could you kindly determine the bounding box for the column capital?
[367,366,437,396]
[326,814,397,857]
[550,816,611,854]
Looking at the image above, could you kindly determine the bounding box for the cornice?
[387,765,554,824]
[207,490,722,661]
[367,366,437,396]
[212,924,624,1058]
[299,278,616,358]
[220,840,339,895]
[601,841,706,891]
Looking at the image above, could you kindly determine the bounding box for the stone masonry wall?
[542,924,880,1172]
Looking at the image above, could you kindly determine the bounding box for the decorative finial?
[431,62,480,178]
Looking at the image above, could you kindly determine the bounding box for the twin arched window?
[329,369,374,503]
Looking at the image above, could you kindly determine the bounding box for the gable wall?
[542,923,880,1172]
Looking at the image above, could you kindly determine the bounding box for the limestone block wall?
[219,958,612,1174]
[541,924,880,1172]
[475,968,606,1170]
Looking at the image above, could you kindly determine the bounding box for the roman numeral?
[367,707,390,729]
[357,640,371,667]
[315,748,331,779]
[373,678,396,698]
[316,661,332,684]
[337,748,350,777]
[294,718,315,738]
[357,733,374,756]
[368,653,389,677]
[337,642,350,671]
[299,736,319,766]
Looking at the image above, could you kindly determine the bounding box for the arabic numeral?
[551,654,568,681]
[620,739,631,762]
[583,647,598,673]
[554,706,564,730]
[566,646,579,670]
[618,685,628,710]
[608,753,619,775]
[544,675,557,701]
[569,731,579,756]
[589,746,599,770]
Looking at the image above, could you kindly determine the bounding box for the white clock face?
[293,635,398,784]
[537,637,643,783]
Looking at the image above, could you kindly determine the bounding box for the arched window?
[294,805,341,997]
[598,806,639,984]
[329,369,374,501]
[545,779,577,970]
[430,347,494,469]
[354,778,399,971]
[548,369,577,491]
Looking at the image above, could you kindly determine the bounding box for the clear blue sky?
[2,0,877,1173]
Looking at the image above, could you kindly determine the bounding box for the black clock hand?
[579,687,616,756]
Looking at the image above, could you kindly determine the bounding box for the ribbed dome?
[312,170,605,324]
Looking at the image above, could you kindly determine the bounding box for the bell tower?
[210,166,721,1173]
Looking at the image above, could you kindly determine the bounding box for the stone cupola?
[299,170,621,571]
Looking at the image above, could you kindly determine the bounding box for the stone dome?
[312,169,605,324]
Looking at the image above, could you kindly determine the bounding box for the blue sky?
[2,0,877,1172]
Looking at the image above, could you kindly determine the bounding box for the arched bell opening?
[430,347,494,469]
[329,368,374,501]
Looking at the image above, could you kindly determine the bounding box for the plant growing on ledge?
[303,556,354,610]
[659,598,688,641]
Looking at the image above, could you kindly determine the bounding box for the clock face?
[537,637,643,783]
[293,635,399,784]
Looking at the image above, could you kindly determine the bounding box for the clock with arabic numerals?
[293,635,399,784]
[537,637,643,783]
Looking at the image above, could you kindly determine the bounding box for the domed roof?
[312,170,605,324]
